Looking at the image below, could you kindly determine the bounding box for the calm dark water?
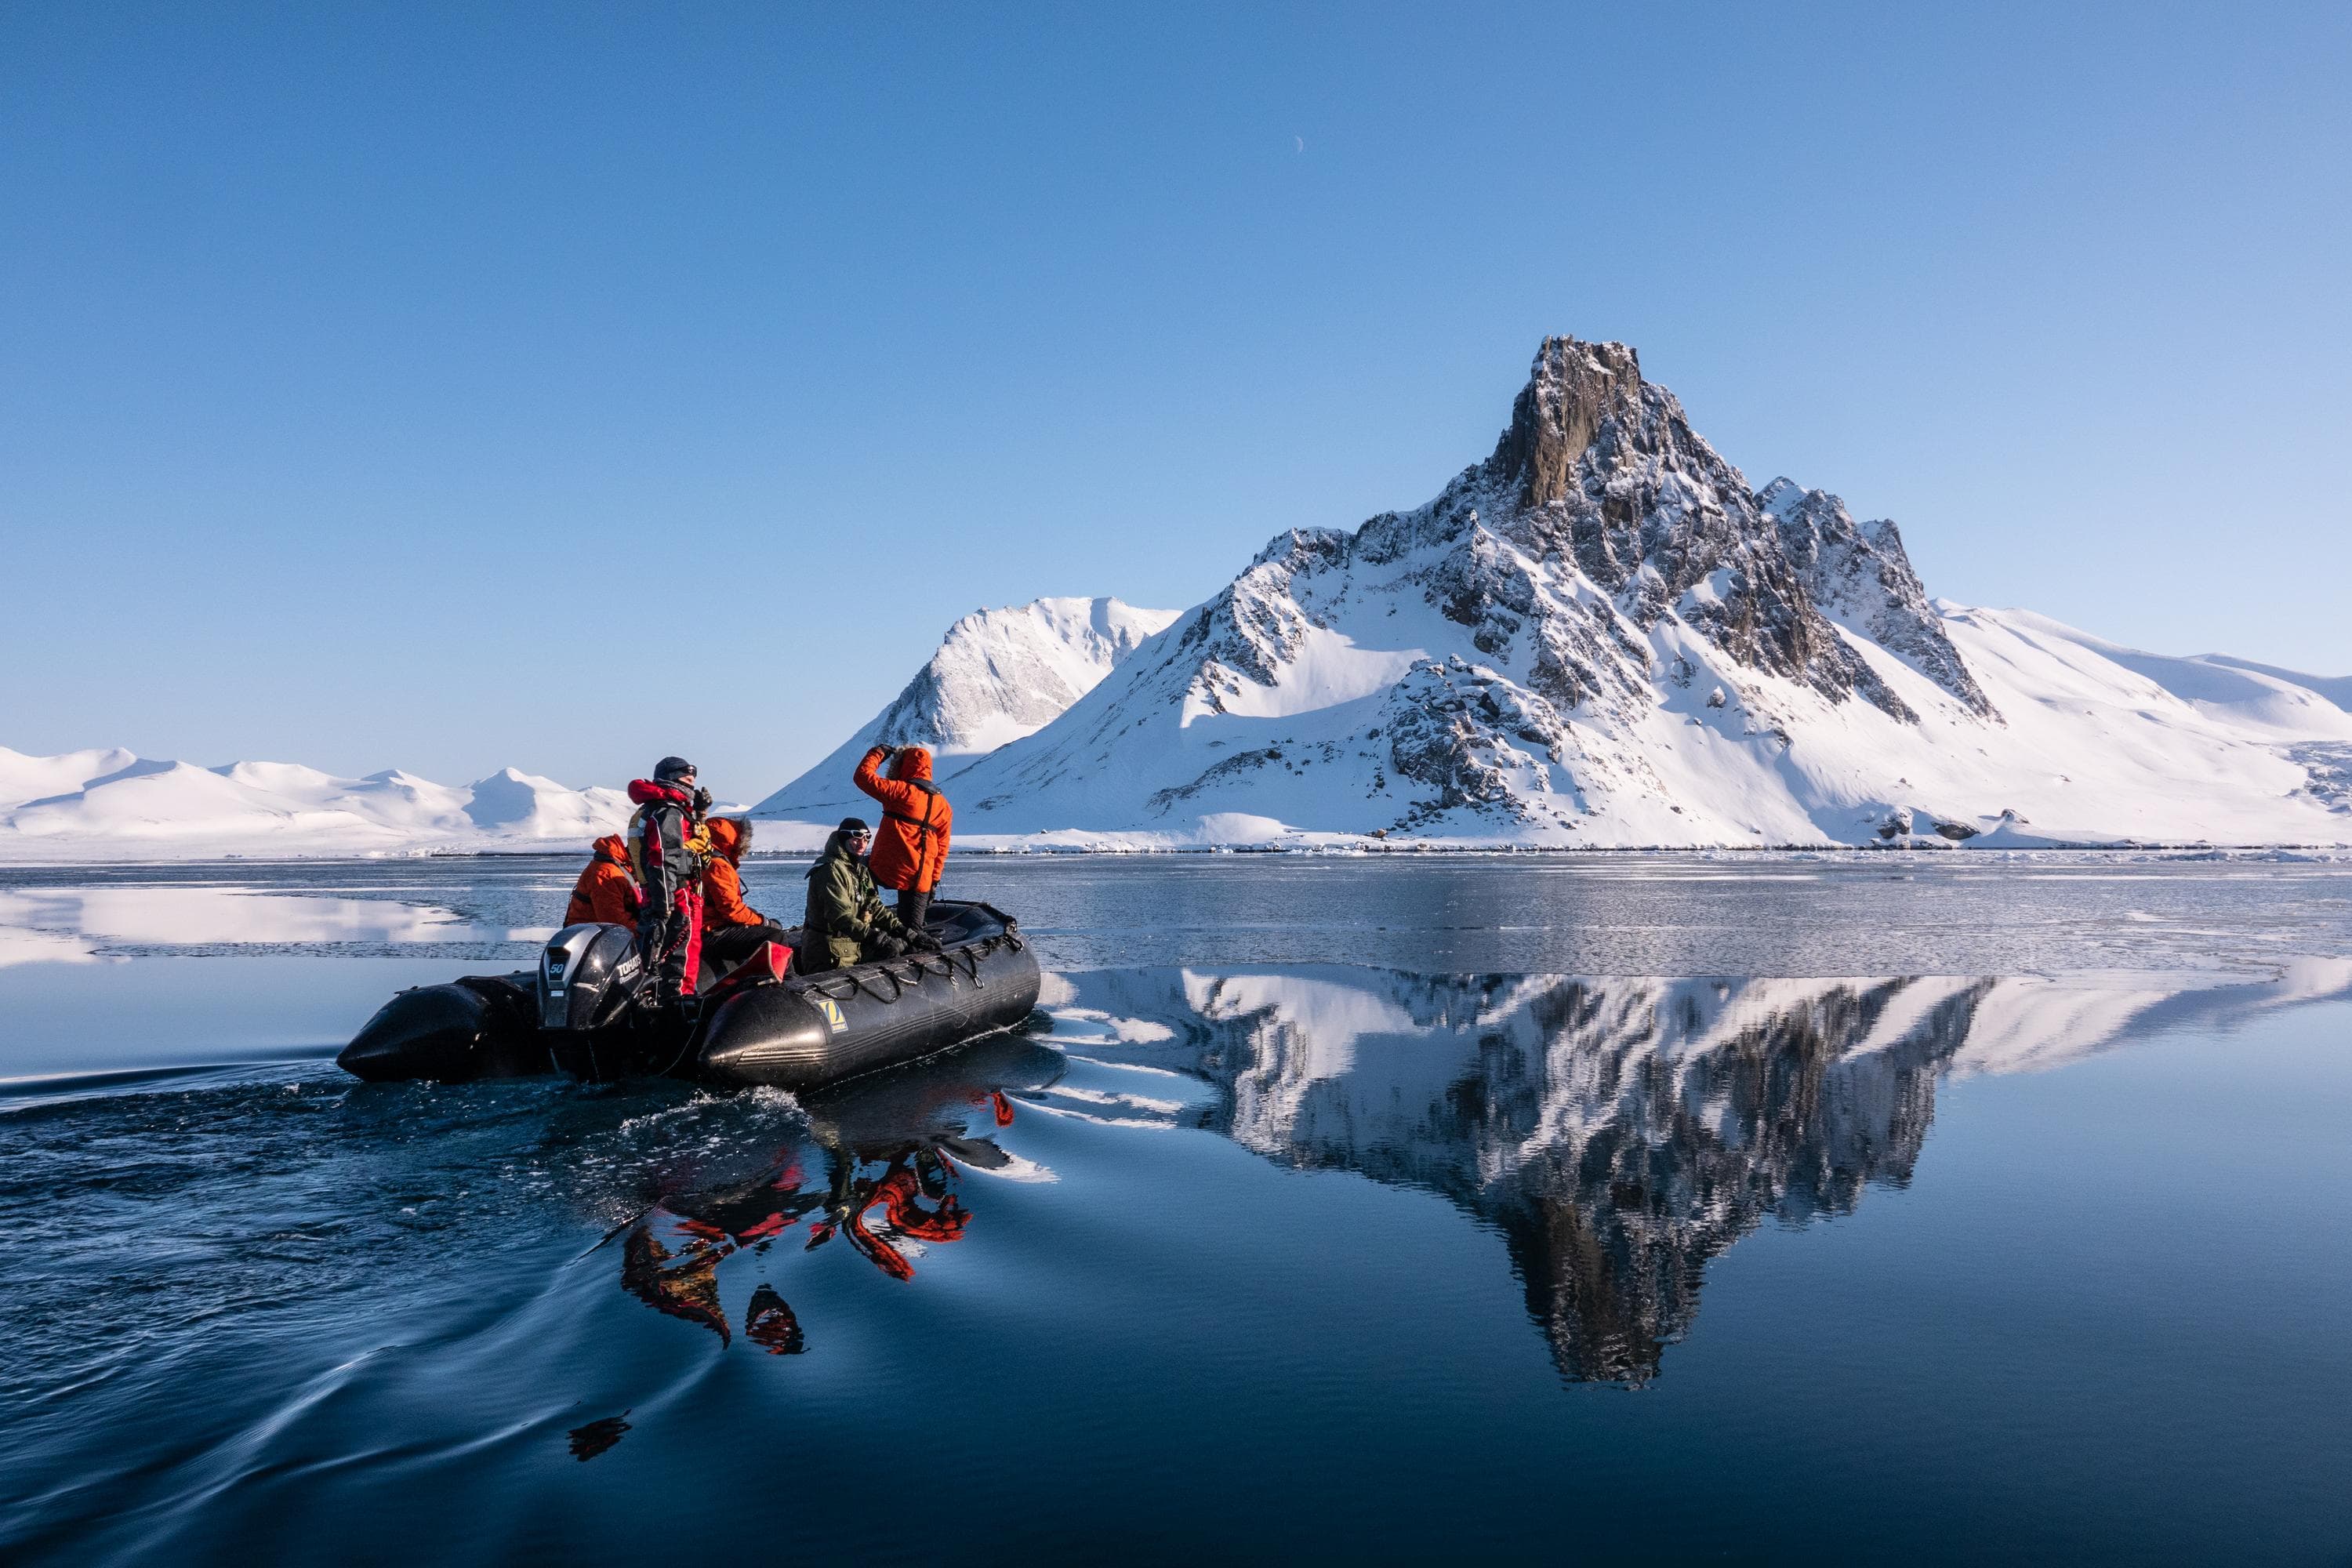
[4,855,2351,1563]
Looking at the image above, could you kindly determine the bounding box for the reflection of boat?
[336,899,1042,1091]
[615,1033,1064,1353]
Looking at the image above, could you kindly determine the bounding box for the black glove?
[691,786,713,815]
[909,931,942,955]
[873,934,909,960]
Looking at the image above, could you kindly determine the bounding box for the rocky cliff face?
[1761,477,1994,717]
[1365,336,1994,727]
[1475,338,1915,715]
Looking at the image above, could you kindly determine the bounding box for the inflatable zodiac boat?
[336,899,1041,1091]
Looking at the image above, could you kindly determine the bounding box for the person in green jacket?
[800,818,939,971]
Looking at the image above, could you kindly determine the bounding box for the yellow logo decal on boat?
[815,996,846,1033]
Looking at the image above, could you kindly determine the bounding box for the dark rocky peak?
[1762,476,1892,571]
[1138,337,1994,762]
[1465,340,1914,717]
[1490,336,1646,510]
[1247,526,1354,577]
[1475,339,1760,607]
[1759,477,1998,719]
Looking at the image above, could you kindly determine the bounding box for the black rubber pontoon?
[337,899,1041,1092]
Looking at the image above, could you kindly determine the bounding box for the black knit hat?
[654,756,696,784]
[838,816,870,833]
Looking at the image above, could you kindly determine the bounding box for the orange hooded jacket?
[565,834,641,928]
[699,817,770,929]
[853,744,952,893]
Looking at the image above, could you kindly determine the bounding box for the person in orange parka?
[699,816,790,967]
[852,743,953,934]
[564,834,641,929]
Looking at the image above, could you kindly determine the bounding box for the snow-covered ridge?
[753,595,1178,818]
[0,748,630,861]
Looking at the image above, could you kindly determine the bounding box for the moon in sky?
[1294,136,1304,153]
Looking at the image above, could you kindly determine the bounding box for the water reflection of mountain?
[1053,964,2352,1384]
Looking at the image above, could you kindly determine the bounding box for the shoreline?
[2,840,2350,869]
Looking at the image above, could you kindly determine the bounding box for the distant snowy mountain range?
[9,335,2352,858]
[0,750,630,861]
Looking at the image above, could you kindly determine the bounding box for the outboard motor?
[538,923,644,1032]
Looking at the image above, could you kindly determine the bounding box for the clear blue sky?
[5,3,2347,796]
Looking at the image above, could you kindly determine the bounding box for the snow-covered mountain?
[931,337,2352,848]
[753,596,1178,819]
[0,747,630,860]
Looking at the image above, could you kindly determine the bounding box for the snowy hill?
[1987,613,2352,739]
[753,596,1178,819]
[931,337,2352,848]
[0,747,630,860]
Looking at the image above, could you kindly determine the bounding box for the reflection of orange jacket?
[838,1161,969,1280]
[565,835,640,927]
[854,746,951,893]
[699,818,768,928]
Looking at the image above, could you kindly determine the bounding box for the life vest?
[883,782,946,874]
[626,803,712,887]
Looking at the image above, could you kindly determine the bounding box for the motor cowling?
[539,923,643,1032]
